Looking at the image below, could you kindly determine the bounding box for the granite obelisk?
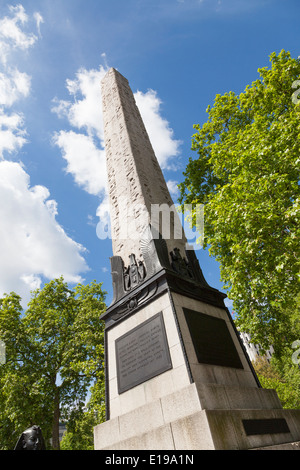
[94,68,300,450]
[101,67,187,266]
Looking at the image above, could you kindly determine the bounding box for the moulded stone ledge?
[94,383,300,450]
[195,383,283,411]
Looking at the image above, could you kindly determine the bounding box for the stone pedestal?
[94,385,300,450]
[94,269,300,450]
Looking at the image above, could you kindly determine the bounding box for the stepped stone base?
[252,441,300,450]
[94,383,300,450]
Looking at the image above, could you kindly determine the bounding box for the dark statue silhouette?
[14,425,46,450]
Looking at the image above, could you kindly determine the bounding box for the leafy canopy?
[0,277,106,450]
[179,50,300,351]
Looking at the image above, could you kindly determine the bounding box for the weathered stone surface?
[106,292,191,419]
[94,382,300,450]
[101,68,187,264]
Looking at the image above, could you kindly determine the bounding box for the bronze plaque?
[243,418,290,436]
[115,312,172,394]
[183,308,243,369]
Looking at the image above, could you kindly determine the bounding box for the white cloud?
[0,68,31,106]
[53,130,107,196]
[52,66,106,141]
[0,5,39,160]
[166,179,180,199]
[224,298,234,310]
[0,108,27,158]
[134,89,182,169]
[95,192,111,240]
[20,274,43,292]
[0,4,38,64]
[65,68,105,140]
[8,4,28,24]
[0,161,88,306]
[34,12,44,38]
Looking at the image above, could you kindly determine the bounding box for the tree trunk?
[52,387,60,450]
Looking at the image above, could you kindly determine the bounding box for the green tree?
[0,277,106,450]
[254,356,300,409]
[60,380,105,450]
[179,50,300,351]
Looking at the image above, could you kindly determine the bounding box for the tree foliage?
[179,50,300,351]
[254,356,300,410]
[0,277,106,450]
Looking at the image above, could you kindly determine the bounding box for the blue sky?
[0,0,299,309]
